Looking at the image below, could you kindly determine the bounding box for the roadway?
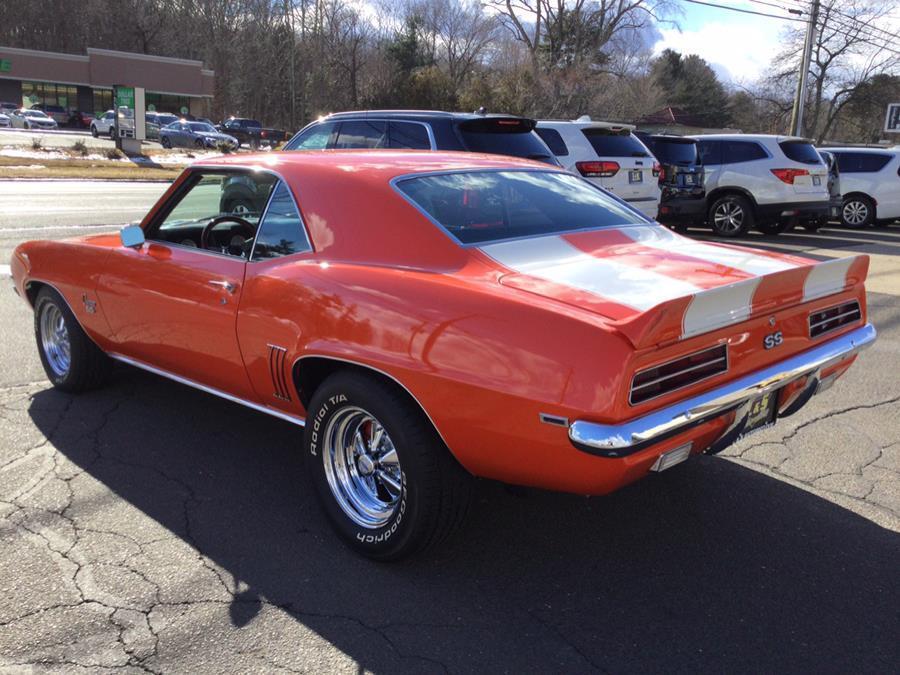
[0,184,897,672]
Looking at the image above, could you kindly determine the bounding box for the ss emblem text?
[763,331,783,350]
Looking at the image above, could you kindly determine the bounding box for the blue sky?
[652,0,803,85]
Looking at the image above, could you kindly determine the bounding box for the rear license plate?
[812,175,821,186]
[743,391,777,436]
[682,173,695,185]
[629,169,643,183]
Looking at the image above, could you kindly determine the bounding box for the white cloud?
[652,20,788,85]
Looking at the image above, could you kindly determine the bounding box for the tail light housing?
[261,130,268,138]
[576,161,619,178]
[809,300,861,338]
[771,168,810,184]
[629,344,728,405]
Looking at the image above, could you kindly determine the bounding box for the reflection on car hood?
[196,131,237,142]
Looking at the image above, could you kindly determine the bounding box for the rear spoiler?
[611,255,869,349]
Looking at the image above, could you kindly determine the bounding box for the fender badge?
[82,294,96,314]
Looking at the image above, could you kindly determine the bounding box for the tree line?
[0,0,896,142]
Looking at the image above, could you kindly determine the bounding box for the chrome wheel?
[39,302,71,377]
[322,407,403,529]
[713,200,744,235]
[843,200,868,226]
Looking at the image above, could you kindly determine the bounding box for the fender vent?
[809,300,861,339]
[630,344,728,406]
[267,344,292,401]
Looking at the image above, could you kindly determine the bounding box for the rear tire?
[91,125,98,138]
[304,371,472,560]
[841,196,875,228]
[160,136,171,149]
[34,287,111,393]
[709,195,753,237]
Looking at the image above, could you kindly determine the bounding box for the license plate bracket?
[741,390,778,437]
[629,169,643,183]
[813,175,821,186]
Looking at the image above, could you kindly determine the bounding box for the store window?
[92,89,113,116]
[146,93,191,116]
[21,82,78,110]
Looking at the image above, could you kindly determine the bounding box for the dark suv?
[282,110,558,165]
[638,133,705,227]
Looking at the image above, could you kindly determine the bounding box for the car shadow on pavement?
[29,369,899,673]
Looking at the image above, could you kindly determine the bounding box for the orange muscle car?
[11,151,876,559]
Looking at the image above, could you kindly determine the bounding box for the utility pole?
[790,0,820,137]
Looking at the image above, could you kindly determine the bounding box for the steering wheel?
[200,215,256,254]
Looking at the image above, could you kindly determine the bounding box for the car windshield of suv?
[157,114,178,126]
[779,140,822,165]
[649,138,697,165]
[395,169,641,245]
[188,122,216,132]
[582,129,649,158]
[456,118,557,165]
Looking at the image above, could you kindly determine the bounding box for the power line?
[778,0,900,42]
[676,0,809,23]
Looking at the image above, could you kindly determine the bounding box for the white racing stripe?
[621,225,797,276]
[682,278,761,338]
[480,236,700,311]
[803,256,855,301]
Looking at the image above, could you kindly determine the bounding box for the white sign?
[886,103,900,133]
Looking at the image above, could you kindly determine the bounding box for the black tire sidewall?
[709,195,752,237]
[304,375,427,560]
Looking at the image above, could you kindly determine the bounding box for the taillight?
[652,162,661,177]
[771,168,810,184]
[576,161,619,177]
[809,300,861,338]
[629,344,728,405]
[261,130,268,138]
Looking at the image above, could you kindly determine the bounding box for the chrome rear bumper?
[569,323,876,457]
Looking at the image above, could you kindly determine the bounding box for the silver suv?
[692,134,830,237]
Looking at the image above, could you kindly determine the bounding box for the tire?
[108,127,115,139]
[304,371,472,560]
[224,198,255,216]
[33,287,111,393]
[841,196,875,228]
[91,125,98,138]
[756,220,791,235]
[709,194,753,237]
[160,136,171,149]
[195,138,205,149]
[24,121,31,130]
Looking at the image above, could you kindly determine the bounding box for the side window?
[334,120,387,149]
[535,128,569,156]
[388,121,431,149]
[252,182,311,260]
[721,141,767,163]
[148,171,277,257]
[286,122,336,150]
[697,140,721,165]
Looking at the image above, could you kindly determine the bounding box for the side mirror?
[120,224,145,249]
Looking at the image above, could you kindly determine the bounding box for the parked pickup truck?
[217,117,288,148]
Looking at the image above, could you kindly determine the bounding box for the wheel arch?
[293,355,457,460]
[706,186,759,212]
[842,191,876,212]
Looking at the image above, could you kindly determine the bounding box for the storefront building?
[0,46,214,117]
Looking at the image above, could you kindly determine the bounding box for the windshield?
[648,138,697,164]
[188,122,217,132]
[457,118,557,165]
[394,170,643,246]
[157,114,178,125]
[25,111,48,118]
[582,129,649,158]
[779,141,822,165]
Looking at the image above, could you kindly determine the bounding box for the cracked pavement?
[1,223,899,673]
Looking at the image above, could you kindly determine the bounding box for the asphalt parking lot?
[0,195,898,671]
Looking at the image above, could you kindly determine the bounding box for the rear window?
[535,128,569,156]
[581,129,650,158]
[457,118,556,164]
[831,152,892,173]
[394,170,641,246]
[779,141,822,165]
[648,137,697,164]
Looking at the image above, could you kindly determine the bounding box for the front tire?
[304,371,472,560]
[91,125,99,138]
[34,287,111,392]
[160,136,171,149]
[709,195,753,237]
[841,196,875,228]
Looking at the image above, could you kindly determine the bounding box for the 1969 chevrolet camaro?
[11,151,875,559]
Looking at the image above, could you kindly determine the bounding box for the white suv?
[90,110,116,138]
[825,148,900,227]
[692,134,830,237]
[536,118,660,218]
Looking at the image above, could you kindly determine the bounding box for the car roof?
[322,109,533,122]
[196,149,554,176]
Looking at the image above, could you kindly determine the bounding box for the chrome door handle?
[208,280,237,294]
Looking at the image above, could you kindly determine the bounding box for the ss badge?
[763,330,784,350]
